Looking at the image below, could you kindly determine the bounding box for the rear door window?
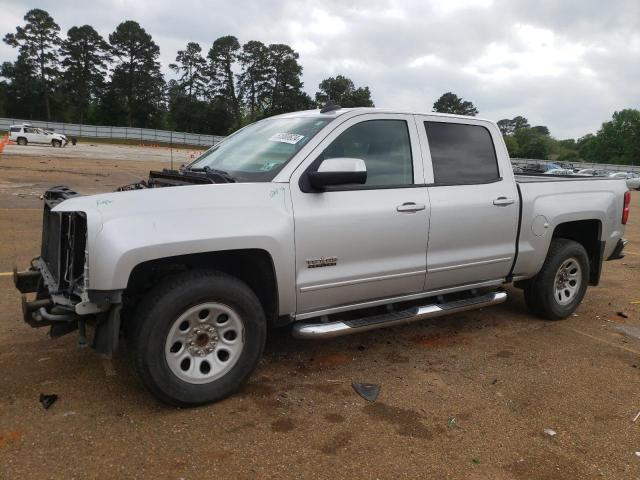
[424,122,500,185]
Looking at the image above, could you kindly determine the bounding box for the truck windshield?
[187,117,333,182]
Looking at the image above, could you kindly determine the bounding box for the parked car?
[14,107,630,406]
[609,171,640,190]
[577,168,611,177]
[8,124,68,147]
[544,168,575,176]
[523,162,561,174]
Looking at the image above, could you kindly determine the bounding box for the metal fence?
[511,158,640,174]
[0,117,226,147]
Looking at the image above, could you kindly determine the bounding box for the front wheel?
[523,238,589,320]
[52,139,62,147]
[129,270,267,406]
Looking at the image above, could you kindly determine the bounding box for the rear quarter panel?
[513,178,627,278]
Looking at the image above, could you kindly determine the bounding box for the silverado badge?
[306,256,338,268]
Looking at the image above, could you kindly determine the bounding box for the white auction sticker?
[268,132,305,144]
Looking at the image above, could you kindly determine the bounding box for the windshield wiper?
[189,166,236,183]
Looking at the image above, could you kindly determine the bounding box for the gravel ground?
[1,140,205,164]
[0,147,639,479]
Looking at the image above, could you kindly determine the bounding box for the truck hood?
[53,182,291,223]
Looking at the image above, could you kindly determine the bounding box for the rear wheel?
[17,137,27,146]
[524,238,589,320]
[129,270,266,406]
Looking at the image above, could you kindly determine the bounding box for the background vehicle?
[609,171,640,190]
[577,168,612,177]
[8,124,68,147]
[14,107,630,406]
[544,168,574,176]
[522,162,561,173]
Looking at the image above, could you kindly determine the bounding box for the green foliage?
[169,42,207,101]
[502,135,519,157]
[3,8,61,120]
[60,25,110,123]
[208,36,241,128]
[433,92,478,116]
[578,109,640,165]
[266,44,308,115]
[237,40,271,122]
[108,20,166,127]
[315,75,374,108]
[497,116,529,135]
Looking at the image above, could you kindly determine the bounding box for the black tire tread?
[128,269,266,406]
[523,238,589,320]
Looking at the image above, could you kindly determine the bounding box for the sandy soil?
[0,147,639,479]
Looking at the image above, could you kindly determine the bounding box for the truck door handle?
[493,197,515,206]
[396,202,426,213]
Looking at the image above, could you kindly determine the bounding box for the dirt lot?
[0,147,639,479]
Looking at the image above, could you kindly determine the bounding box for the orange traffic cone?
[0,141,5,153]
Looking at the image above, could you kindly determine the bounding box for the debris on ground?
[635,452,640,458]
[615,325,640,340]
[352,382,380,402]
[633,411,640,423]
[617,311,629,319]
[39,393,58,410]
[447,416,457,428]
[472,458,481,465]
[543,428,557,437]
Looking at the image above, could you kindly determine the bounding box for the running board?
[291,290,507,339]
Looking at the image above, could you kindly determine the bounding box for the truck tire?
[129,270,267,406]
[523,238,589,320]
[17,137,27,146]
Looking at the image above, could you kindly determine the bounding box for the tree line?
[431,91,639,166]
[0,9,374,134]
[1,9,637,165]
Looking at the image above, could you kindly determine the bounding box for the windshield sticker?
[268,132,304,145]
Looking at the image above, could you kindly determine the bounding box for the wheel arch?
[551,219,603,285]
[124,249,279,326]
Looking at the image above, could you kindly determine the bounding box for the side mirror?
[308,157,367,190]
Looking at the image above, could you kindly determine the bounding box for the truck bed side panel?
[513,178,626,279]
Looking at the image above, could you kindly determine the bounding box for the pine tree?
[3,8,61,120]
[60,25,110,123]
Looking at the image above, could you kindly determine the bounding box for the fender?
[53,182,297,314]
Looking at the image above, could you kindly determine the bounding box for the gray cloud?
[1,0,638,138]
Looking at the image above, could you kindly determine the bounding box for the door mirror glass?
[308,157,367,189]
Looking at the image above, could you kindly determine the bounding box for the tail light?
[622,190,631,225]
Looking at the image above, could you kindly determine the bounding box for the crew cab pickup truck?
[14,107,630,406]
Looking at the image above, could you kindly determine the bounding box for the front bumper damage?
[13,185,123,357]
[14,259,122,357]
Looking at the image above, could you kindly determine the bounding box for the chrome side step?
[291,290,507,339]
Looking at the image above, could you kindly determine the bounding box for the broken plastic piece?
[39,393,58,409]
[617,311,629,319]
[352,382,380,402]
[543,428,557,437]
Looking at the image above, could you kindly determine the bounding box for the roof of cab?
[275,107,492,124]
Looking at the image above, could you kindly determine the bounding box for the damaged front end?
[14,186,121,356]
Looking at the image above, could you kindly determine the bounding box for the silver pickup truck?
[14,107,630,406]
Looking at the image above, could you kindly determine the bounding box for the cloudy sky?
[1,0,638,138]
